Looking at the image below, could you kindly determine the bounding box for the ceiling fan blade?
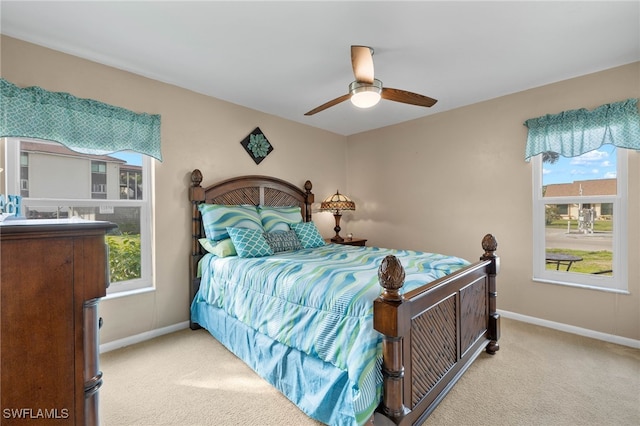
[381,88,438,108]
[304,93,351,116]
[351,45,374,84]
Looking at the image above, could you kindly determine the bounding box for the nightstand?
[326,237,367,246]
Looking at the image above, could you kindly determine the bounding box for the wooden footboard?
[373,234,499,425]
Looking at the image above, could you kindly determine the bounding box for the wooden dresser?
[0,219,115,425]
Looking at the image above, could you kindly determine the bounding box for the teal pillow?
[290,221,326,249]
[258,206,303,233]
[226,227,273,258]
[264,230,303,253]
[198,204,262,241]
[199,238,237,257]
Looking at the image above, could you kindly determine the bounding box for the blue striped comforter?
[194,244,470,425]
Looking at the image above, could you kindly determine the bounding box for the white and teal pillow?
[226,227,273,258]
[198,204,262,241]
[290,221,326,249]
[258,206,302,233]
[198,238,237,257]
[264,230,303,253]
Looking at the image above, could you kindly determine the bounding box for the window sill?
[104,286,155,300]
[533,277,630,295]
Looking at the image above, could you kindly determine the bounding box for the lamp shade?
[320,190,356,212]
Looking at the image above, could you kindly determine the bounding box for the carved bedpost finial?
[378,255,406,302]
[482,234,497,258]
[303,180,314,222]
[191,169,203,187]
[304,180,314,203]
[189,169,206,203]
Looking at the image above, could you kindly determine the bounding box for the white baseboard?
[499,310,640,349]
[99,321,190,354]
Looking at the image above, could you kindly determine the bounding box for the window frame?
[531,147,628,293]
[4,138,155,296]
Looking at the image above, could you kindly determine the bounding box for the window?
[91,160,108,199]
[20,152,29,196]
[3,138,154,295]
[532,145,628,292]
[120,166,143,200]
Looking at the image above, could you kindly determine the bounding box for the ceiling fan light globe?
[351,91,381,108]
[349,79,383,109]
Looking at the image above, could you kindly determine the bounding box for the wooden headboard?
[188,169,315,312]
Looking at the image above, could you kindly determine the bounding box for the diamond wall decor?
[240,127,273,165]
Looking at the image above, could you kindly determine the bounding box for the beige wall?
[1,36,346,344]
[346,62,640,340]
[2,35,638,342]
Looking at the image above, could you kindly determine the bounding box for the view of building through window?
[541,145,616,276]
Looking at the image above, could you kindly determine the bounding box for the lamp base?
[331,213,344,243]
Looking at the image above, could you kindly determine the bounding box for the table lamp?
[320,190,356,242]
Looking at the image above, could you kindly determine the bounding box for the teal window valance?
[523,98,640,161]
[0,78,162,161]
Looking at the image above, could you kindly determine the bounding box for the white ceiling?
[1,1,639,136]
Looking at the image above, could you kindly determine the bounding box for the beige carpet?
[100,318,640,426]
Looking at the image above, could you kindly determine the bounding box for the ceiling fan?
[304,45,438,116]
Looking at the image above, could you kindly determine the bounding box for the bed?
[188,169,500,426]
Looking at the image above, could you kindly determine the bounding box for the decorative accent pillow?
[290,221,326,249]
[226,227,273,258]
[264,230,303,253]
[198,238,237,257]
[198,204,262,241]
[258,206,303,233]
